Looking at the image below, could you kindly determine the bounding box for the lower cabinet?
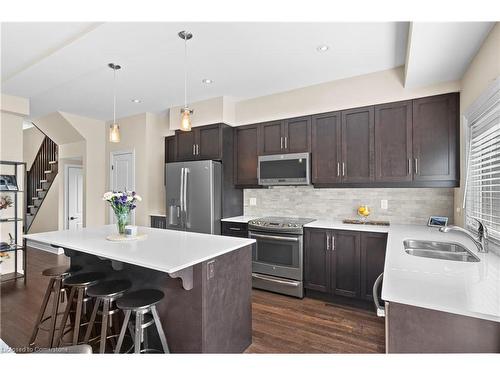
[150,215,167,229]
[304,228,387,304]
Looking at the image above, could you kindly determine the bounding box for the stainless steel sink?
[403,239,480,262]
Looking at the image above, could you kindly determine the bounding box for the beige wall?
[169,96,236,129]
[60,112,106,228]
[455,23,500,226]
[23,126,45,169]
[105,112,172,226]
[235,67,460,125]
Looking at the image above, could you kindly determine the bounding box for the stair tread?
[44,170,52,174]
[48,161,57,164]
[40,180,47,183]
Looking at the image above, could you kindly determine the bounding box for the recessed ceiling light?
[131,99,142,103]
[202,79,214,84]
[316,45,329,52]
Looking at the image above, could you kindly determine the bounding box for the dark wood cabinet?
[374,100,413,182]
[284,116,311,153]
[360,232,387,301]
[221,221,249,238]
[150,215,167,229]
[304,228,387,305]
[176,130,197,161]
[234,124,260,187]
[304,229,331,293]
[412,93,459,183]
[260,120,284,155]
[311,112,342,185]
[174,123,227,162]
[341,106,374,183]
[198,124,222,160]
[331,230,361,298]
[165,135,176,163]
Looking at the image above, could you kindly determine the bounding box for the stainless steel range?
[248,216,315,298]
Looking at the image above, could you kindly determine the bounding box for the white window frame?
[464,77,500,246]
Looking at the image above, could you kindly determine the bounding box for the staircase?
[26,135,58,232]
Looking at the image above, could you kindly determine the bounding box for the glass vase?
[115,211,129,235]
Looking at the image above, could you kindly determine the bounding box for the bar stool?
[29,265,81,348]
[83,279,132,353]
[55,272,105,347]
[115,289,169,354]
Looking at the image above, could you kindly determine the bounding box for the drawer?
[150,215,167,229]
[221,221,248,238]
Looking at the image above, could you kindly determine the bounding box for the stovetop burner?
[248,216,316,234]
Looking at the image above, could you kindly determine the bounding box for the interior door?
[341,106,374,183]
[67,166,83,230]
[311,112,342,184]
[110,151,135,224]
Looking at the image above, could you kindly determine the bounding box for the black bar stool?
[83,279,132,353]
[115,289,169,354]
[29,265,81,348]
[55,272,105,347]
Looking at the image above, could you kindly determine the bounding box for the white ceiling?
[1,22,409,120]
[405,22,495,88]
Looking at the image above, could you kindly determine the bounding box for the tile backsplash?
[244,186,455,225]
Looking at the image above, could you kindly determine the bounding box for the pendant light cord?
[184,32,188,108]
[113,66,117,124]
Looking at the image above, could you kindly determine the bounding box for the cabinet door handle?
[337,162,340,177]
[196,144,200,155]
[331,235,335,251]
[342,162,346,177]
[280,137,283,149]
[408,158,411,175]
[229,227,241,231]
[193,144,196,155]
[414,158,418,175]
[284,136,287,149]
[326,234,330,250]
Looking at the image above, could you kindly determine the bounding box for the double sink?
[404,239,480,263]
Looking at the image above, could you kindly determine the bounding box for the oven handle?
[249,233,300,242]
[252,273,301,287]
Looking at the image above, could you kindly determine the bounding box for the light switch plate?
[381,199,388,210]
[249,197,257,206]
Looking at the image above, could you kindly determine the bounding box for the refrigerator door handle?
[179,167,185,214]
[183,168,189,224]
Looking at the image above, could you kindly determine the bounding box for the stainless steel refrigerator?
[165,160,222,234]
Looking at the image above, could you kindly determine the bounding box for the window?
[465,78,500,244]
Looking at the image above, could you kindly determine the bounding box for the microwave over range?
[258,152,310,186]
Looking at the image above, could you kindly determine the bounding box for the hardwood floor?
[1,248,385,353]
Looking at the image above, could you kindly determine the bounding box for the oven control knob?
[294,224,299,227]
[288,223,292,227]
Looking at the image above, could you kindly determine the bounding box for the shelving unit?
[0,160,27,284]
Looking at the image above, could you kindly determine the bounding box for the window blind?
[465,79,500,243]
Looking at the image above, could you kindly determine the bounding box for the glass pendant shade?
[180,108,192,132]
[109,123,121,143]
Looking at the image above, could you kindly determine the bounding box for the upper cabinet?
[412,93,459,183]
[260,117,311,155]
[234,124,260,187]
[341,106,374,183]
[374,100,413,182]
[231,92,459,189]
[164,135,176,164]
[172,123,227,162]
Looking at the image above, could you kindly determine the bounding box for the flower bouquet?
[103,191,142,235]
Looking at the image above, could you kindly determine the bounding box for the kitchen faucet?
[439,218,489,253]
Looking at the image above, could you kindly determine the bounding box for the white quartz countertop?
[25,225,255,274]
[304,220,390,233]
[303,220,500,322]
[382,225,500,322]
[221,216,260,223]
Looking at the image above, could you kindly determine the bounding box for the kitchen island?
[24,225,255,353]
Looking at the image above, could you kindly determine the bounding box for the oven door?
[249,231,303,281]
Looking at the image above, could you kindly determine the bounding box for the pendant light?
[178,30,193,132]
[108,63,121,142]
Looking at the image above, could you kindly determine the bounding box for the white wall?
[455,23,500,225]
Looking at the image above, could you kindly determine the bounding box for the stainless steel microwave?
[258,152,310,186]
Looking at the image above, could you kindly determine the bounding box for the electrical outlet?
[381,199,388,210]
[249,197,257,206]
[207,260,215,280]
